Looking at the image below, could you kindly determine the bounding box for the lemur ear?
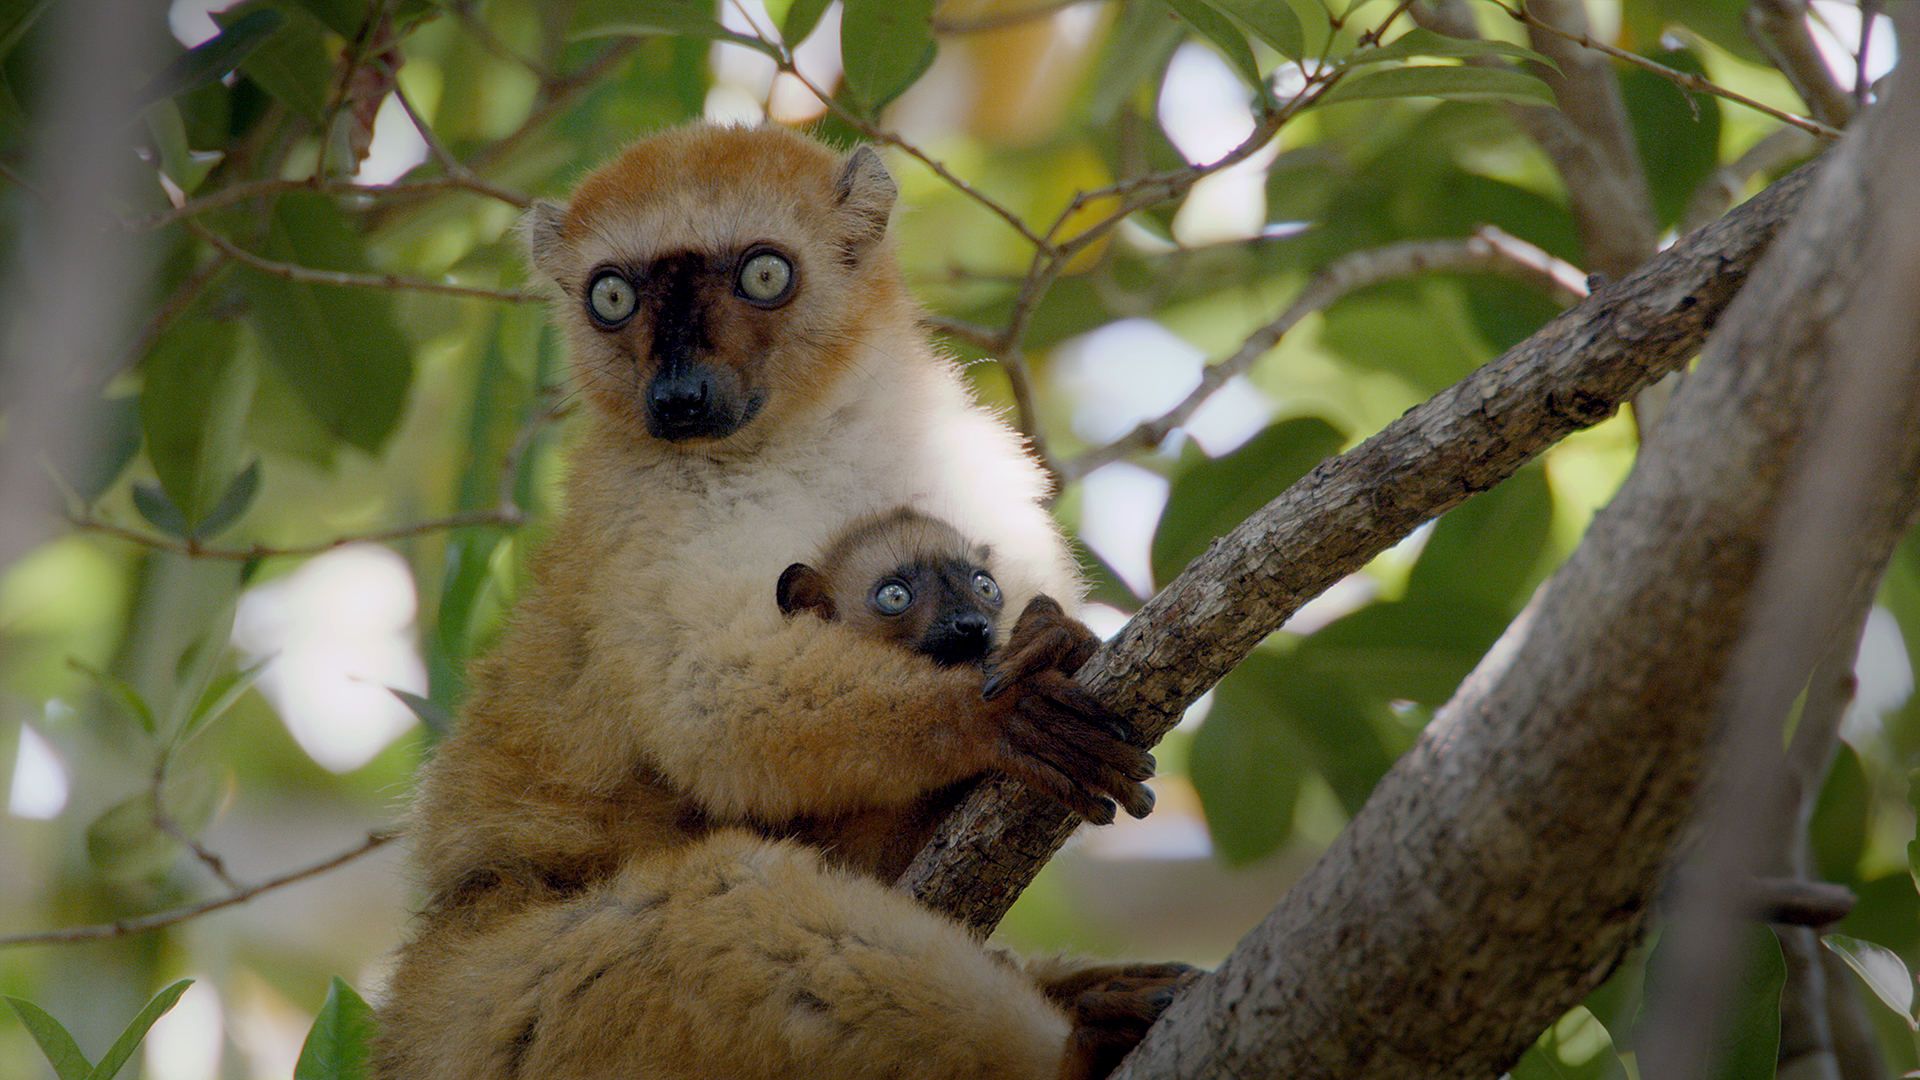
[777,563,838,620]
[521,200,572,290]
[832,146,897,263]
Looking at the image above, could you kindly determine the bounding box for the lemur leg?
[377,830,1073,1080]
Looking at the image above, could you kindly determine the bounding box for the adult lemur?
[375,124,1189,1080]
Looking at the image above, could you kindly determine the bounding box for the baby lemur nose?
[932,612,993,665]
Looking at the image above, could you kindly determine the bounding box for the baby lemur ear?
[521,200,572,291]
[832,146,897,262]
[777,563,838,620]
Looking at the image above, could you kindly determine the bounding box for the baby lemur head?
[520,123,906,445]
[778,508,1005,667]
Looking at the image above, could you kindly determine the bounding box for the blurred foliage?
[0,1,1909,1079]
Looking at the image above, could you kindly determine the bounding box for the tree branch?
[0,828,400,948]
[1747,0,1857,128]
[1062,227,1587,482]
[900,153,1821,931]
[186,219,541,303]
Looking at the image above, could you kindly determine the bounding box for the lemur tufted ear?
[521,200,572,290]
[832,146,898,263]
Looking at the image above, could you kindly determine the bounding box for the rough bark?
[1110,12,1920,1077]
[901,153,1820,931]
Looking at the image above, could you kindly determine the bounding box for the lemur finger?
[1002,697,1155,819]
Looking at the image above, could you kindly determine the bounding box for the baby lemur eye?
[587,271,637,326]
[971,571,1001,605]
[872,581,912,615]
[737,250,795,305]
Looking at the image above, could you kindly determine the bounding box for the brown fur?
[374,124,1185,1080]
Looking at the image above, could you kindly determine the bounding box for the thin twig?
[71,507,524,561]
[186,219,541,303]
[128,175,501,232]
[0,158,50,200]
[923,315,1006,352]
[0,829,400,948]
[390,81,531,210]
[1064,228,1589,480]
[462,39,641,177]
[146,753,244,890]
[1497,0,1843,138]
[69,390,566,560]
[115,251,232,381]
[447,0,553,83]
[774,56,1050,251]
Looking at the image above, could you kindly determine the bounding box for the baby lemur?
[774,507,1118,881]
[375,124,1188,1080]
[777,506,1011,670]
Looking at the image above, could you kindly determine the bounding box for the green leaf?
[1808,744,1870,883]
[295,0,440,39]
[294,977,375,1080]
[143,99,222,196]
[4,996,92,1080]
[0,0,52,66]
[1508,1006,1617,1080]
[1824,933,1918,1025]
[782,0,833,46]
[193,459,262,539]
[570,0,780,57]
[1405,465,1552,612]
[177,656,271,746]
[840,0,938,115]
[1622,0,1762,65]
[67,658,159,736]
[1190,662,1307,864]
[86,793,174,880]
[1909,767,1920,898]
[132,481,190,539]
[1348,27,1551,69]
[389,688,452,738]
[75,394,144,506]
[1163,0,1265,91]
[216,1,332,125]
[141,313,254,534]
[1620,48,1721,229]
[1151,417,1345,590]
[85,770,227,881]
[239,192,412,455]
[87,980,194,1080]
[1209,0,1304,61]
[1712,928,1786,1080]
[1087,1,1187,123]
[1297,596,1515,708]
[135,6,283,109]
[1317,65,1555,106]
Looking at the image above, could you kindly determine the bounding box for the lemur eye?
[737,251,794,305]
[971,571,1002,606]
[872,581,912,615]
[587,271,637,326]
